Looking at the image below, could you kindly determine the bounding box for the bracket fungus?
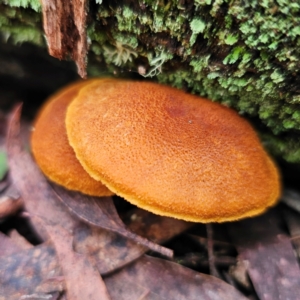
[63,79,281,223]
[31,80,113,197]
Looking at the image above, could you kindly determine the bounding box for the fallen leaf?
[0,205,193,295]
[104,255,247,300]
[227,209,300,300]
[73,224,146,275]
[52,184,173,257]
[73,207,191,275]
[8,229,34,250]
[229,260,251,291]
[0,205,243,300]
[0,179,9,193]
[1,222,62,300]
[0,242,62,300]
[37,217,111,300]
[6,104,79,239]
[0,183,23,219]
[0,231,21,257]
[19,293,62,300]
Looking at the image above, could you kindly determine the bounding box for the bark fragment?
[41,0,88,78]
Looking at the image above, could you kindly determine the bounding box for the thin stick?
[206,223,221,278]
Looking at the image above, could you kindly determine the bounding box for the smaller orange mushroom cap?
[31,79,113,197]
[66,79,281,223]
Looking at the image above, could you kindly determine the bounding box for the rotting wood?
[41,0,88,78]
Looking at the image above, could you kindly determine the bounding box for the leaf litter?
[35,217,111,300]
[8,229,34,250]
[0,181,23,217]
[0,232,63,300]
[1,103,300,299]
[104,255,246,300]
[7,104,79,240]
[227,209,300,300]
[51,183,173,257]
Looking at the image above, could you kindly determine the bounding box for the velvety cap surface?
[31,79,113,196]
[66,79,280,222]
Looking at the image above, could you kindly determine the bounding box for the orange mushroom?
[31,79,113,196]
[65,79,280,223]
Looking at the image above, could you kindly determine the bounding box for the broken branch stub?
[41,0,88,78]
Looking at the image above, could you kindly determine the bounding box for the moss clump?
[0,4,43,45]
[2,0,41,12]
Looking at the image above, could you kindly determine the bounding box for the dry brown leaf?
[73,224,147,275]
[0,231,21,257]
[37,217,111,300]
[7,104,79,239]
[229,260,252,291]
[74,208,192,275]
[8,229,34,250]
[1,228,62,300]
[74,227,146,275]
[0,234,64,298]
[19,292,62,300]
[0,180,8,193]
[52,184,173,257]
[0,194,23,219]
[0,242,62,299]
[40,0,88,78]
[104,255,247,300]
[0,205,195,296]
[227,209,300,300]
[0,203,248,299]
[0,183,23,219]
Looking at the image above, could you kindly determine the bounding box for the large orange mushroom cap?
[66,79,280,222]
[31,79,113,197]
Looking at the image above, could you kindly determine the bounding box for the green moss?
[261,133,300,163]
[224,34,238,45]
[103,41,138,66]
[1,25,43,44]
[144,48,173,77]
[3,0,41,12]
[112,32,138,49]
[0,4,43,45]
[223,46,243,64]
[115,6,139,33]
[190,17,206,45]
[87,24,108,45]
